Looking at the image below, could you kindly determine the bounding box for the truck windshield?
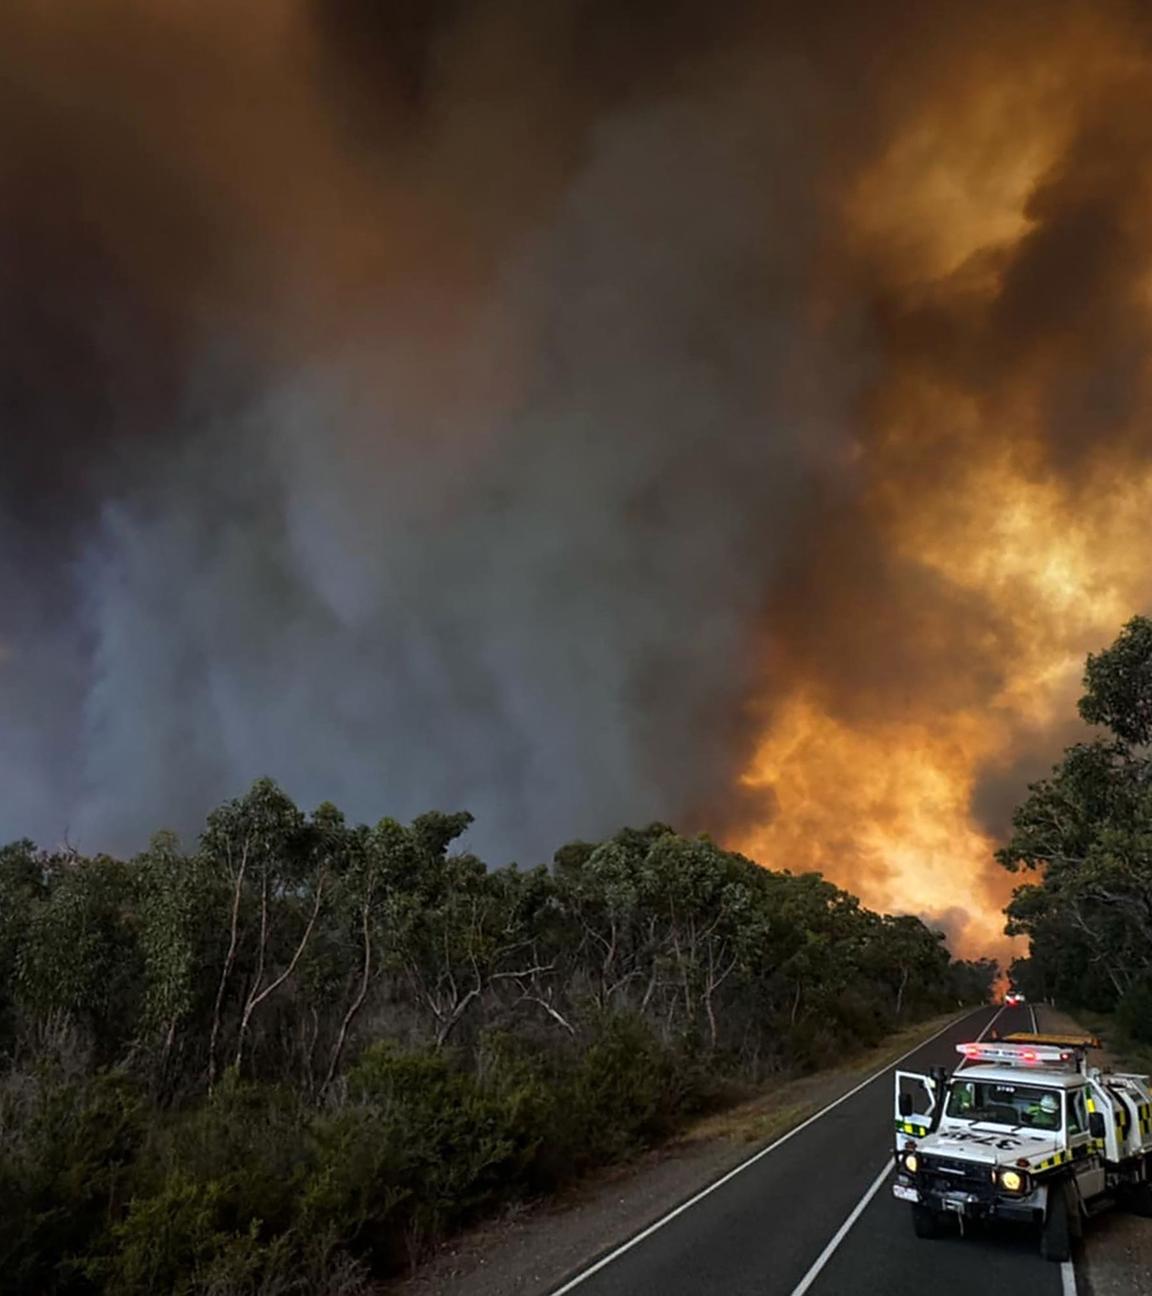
[946,1080,1063,1130]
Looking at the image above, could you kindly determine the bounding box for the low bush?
[0,1066,144,1294]
[0,787,994,1290]
[1116,976,1152,1047]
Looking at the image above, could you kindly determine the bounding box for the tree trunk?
[235,872,327,1073]
[324,899,373,1091]
[208,844,249,1090]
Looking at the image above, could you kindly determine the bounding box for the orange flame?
[734,16,1152,961]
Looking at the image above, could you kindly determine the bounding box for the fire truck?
[892,1032,1152,1261]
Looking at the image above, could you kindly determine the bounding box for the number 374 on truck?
[892,1033,1152,1262]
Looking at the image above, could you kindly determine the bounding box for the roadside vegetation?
[1063,1009,1152,1079]
[0,788,992,1294]
[1002,615,1152,1058]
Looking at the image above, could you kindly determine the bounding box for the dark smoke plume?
[4,0,1152,955]
[1,0,851,861]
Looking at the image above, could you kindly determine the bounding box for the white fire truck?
[892,1032,1152,1261]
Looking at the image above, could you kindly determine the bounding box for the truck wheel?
[1126,1180,1152,1218]
[911,1205,940,1239]
[1041,1186,1071,1263]
[1068,1190,1084,1241]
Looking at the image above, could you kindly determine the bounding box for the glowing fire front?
[734,14,1152,961]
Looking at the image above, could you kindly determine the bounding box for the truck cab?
[892,1033,1152,1261]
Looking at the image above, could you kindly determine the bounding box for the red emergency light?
[956,1040,1076,1068]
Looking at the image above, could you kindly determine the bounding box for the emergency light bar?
[956,1041,1077,1068]
[999,1031,1101,1050]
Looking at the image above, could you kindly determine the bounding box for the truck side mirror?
[899,1093,914,1117]
[1089,1111,1106,1140]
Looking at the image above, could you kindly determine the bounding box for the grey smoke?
[4,31,863,862]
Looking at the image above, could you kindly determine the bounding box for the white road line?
[1030,1003,1039,1033]
[783,1000,1011,1296]
[548,1005,990,1295]
[1046,1003,1078,1296]
[957,1002,1006,1069]
[978,1003,1006,1041]
[789,1160,892,1296]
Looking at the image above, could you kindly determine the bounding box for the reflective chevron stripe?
[1034,1148,1074,1171]
[895,1119,930,1136]
[1086,1095,1107,1151]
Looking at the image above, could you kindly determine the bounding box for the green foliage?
[0,780,984,1290]
[303,1042,532,1263]
[1117,975,1152,1046]
[0,840,44,1045]
[1001,617,1152,1012]
[948,958,999,1006]
[0,1066,144,1294]
[565,1014,690,1160]
[93,1173,253,1295]
[1079,616,1152,746]
[135,833,210,1068]
[90,1077,340,1296]
[15,855,143,1063]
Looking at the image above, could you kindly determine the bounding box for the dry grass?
[675,1008,968,1148]
[1048,1006,1152,1076]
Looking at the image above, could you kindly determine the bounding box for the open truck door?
[894,1070,938,1147]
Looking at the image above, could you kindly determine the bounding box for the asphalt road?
[552,1003,1068,1296]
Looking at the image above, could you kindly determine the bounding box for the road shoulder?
[385,1009,976,1296]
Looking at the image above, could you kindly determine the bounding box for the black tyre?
[911,1204,940,1239]
[1041,1184,1071,1263]
[1126,1180,1152,1218]
[1068,1189,1084,1241]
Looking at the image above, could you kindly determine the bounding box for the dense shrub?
[0,1067,144,1294]
[0,785,993,1290]
[1116,975,1152,1046]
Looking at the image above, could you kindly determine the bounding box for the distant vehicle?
[892,1033,1152,1262]
[1005,990,1025,1006]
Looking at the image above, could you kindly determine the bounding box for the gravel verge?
[1038,1006,1152,1296]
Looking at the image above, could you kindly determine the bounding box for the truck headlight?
[998,1168,1027,1194]
[903,1153,919,1174]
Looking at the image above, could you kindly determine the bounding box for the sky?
[4,0,1152,958]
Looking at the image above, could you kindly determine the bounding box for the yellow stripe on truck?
[1086,1096,1107,1149]
[1035,1149,1073,1170]
[895,1120,929,1135]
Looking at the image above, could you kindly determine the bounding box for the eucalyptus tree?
[1001,617,1152,1011]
